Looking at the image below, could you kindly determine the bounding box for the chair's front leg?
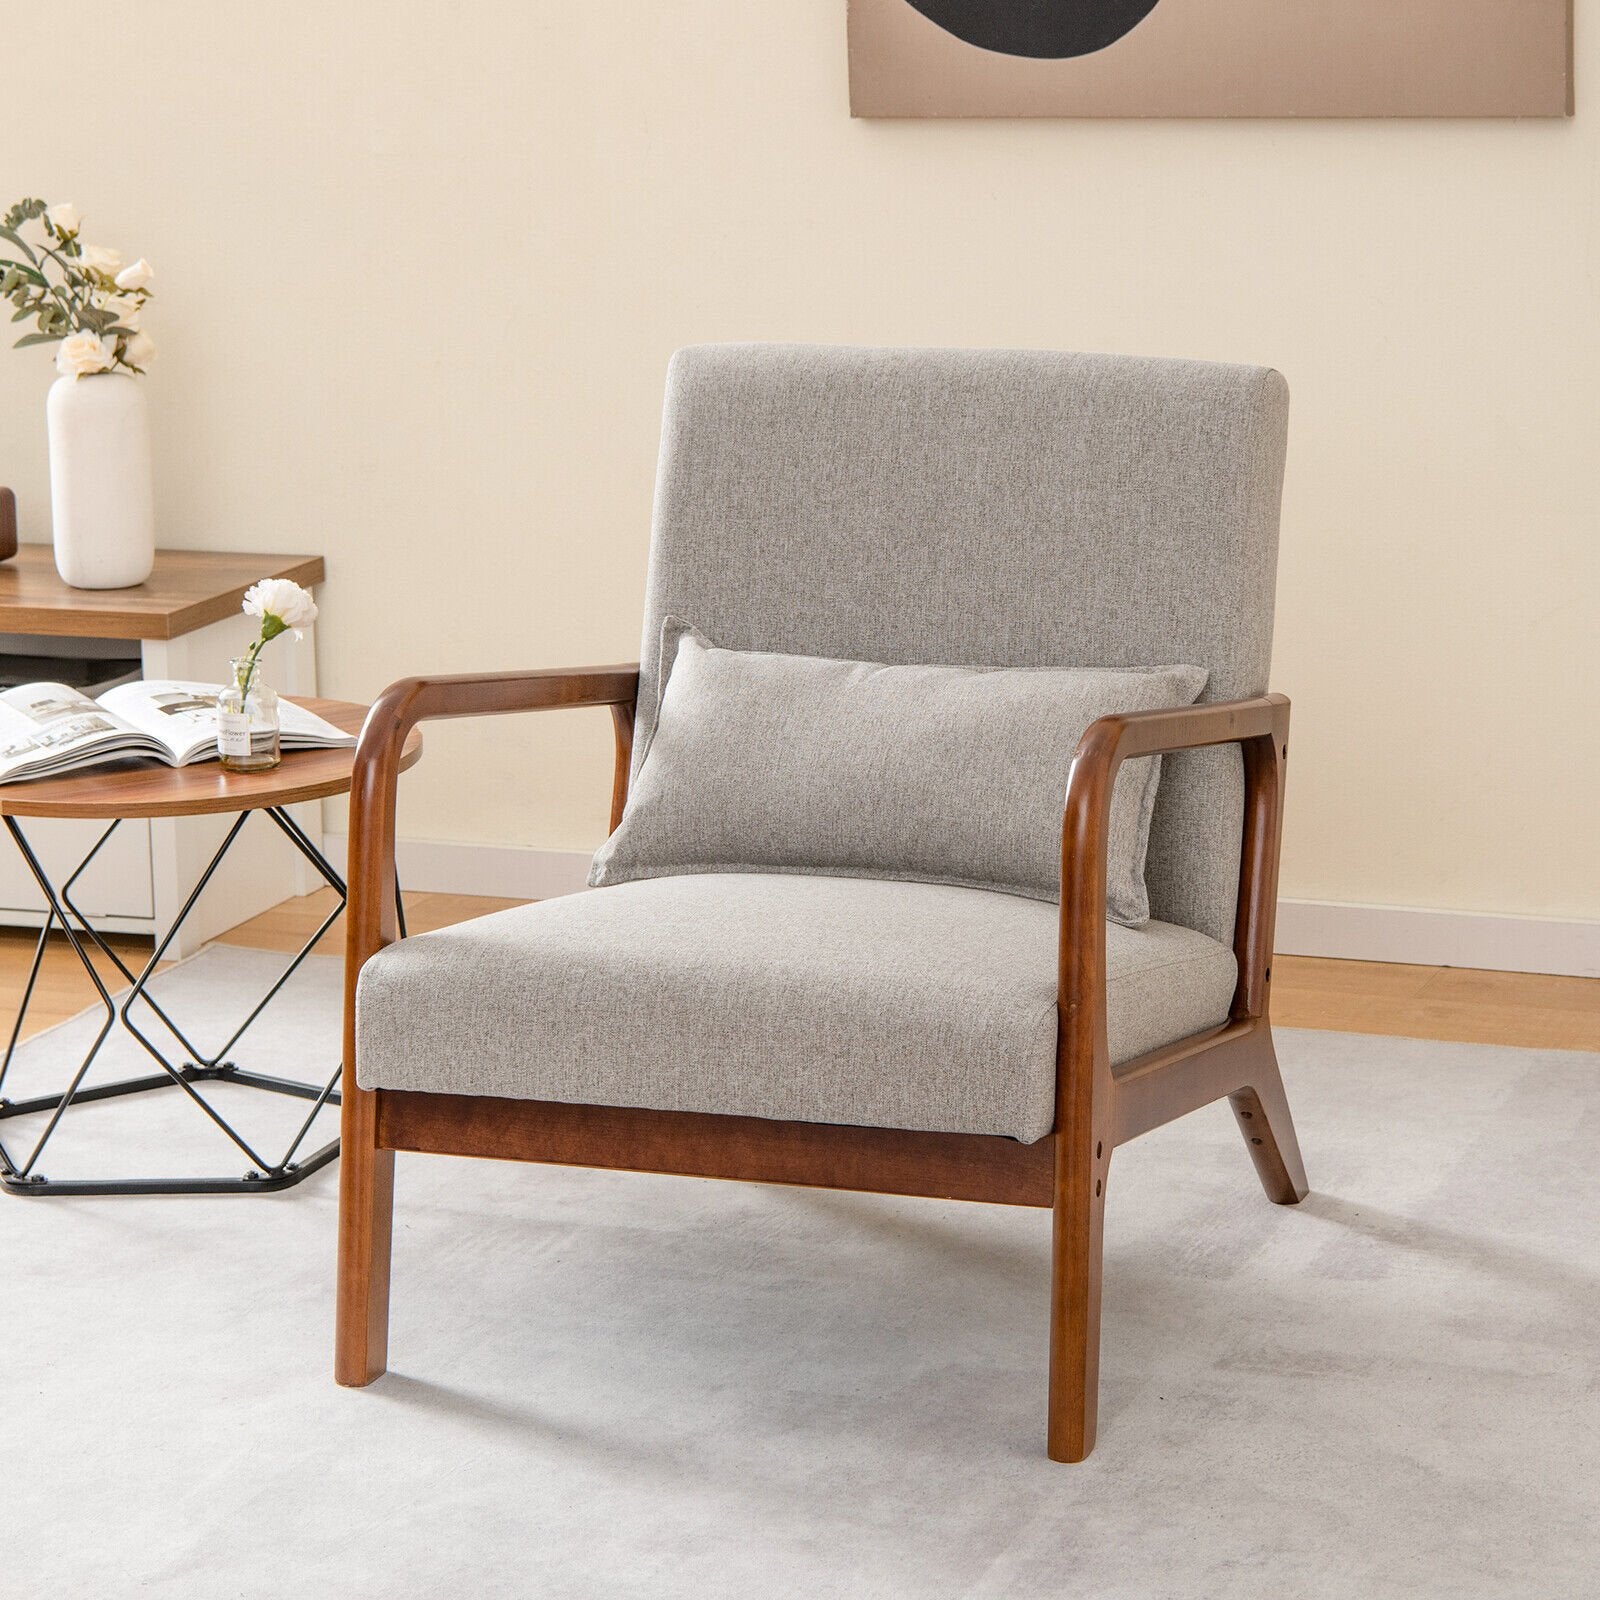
[336,744,403,1387]
[1048,1060,1113,1462]
[336,1085,395,1385]
[335,686,412,1388]
[1049,738,1118,1463]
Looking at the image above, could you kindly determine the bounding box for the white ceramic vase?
[46,371,155,589]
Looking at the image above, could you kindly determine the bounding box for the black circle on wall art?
[905,0,1165,60]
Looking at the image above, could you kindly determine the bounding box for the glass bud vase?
[217,656,281,772]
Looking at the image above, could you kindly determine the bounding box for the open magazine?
[0,679,355,785]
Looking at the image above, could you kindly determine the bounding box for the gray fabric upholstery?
[356,875,1238,1144]
[639,345,1288,945]
[592,620,1206,924]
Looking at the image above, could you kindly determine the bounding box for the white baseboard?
[1274,899,1600,979]
[330,835,1600,979]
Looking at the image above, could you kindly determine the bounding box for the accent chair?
[336,344,1308,1463]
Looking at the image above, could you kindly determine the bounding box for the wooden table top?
[0,700,421,820]
[0,547,326,641]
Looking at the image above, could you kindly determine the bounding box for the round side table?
[0,699,421,1197]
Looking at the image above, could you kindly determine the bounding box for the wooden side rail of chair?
[1059,692,1295,1153]
[336,678,1306,1467]
[336,664,639,1391]
[345,662,642,953]
[1047,691,1303,1461]
[1061,692,1291,1045]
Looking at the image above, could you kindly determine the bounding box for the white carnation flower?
[243,578,318,639]
[113,258,154,292]
[55,330,117,378]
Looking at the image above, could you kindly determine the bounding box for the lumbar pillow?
[590,621,1206,926]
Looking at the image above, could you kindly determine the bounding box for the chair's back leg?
[336,1085,395,1386]
[1229,1029,1309,1205]
[1225,716,1307,1208]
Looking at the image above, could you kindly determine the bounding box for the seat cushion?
[355,874,1237,1144]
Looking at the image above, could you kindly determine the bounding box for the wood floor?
[0,890,1594,1051]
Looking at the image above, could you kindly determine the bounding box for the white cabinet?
[0,814,153,922]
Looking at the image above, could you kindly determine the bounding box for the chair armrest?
[1058,693,1290,1057]
[345,665,640,971]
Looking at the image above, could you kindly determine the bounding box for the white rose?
[55,330,117,378]
[243,578,318,639]
[122,331,156,370]
[94,291,142,331]
[79,245,123,276]
[46,202,81,236]
[114,258,154,292]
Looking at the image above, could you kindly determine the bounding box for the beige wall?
[1,3,1595,921]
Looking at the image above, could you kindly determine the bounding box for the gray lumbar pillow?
[590,621,1206,926]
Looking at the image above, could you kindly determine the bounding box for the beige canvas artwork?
[849,0,1574,118]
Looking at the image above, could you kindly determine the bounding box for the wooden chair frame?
[335,666,1306,1462]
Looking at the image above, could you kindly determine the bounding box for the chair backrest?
[638,344,1289,945]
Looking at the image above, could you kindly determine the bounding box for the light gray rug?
[3,946,1596,1599]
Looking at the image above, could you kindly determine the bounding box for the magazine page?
[0,682,159,784]
[98,680,356,765]
[96,680,227,764]
[276,697,357,748]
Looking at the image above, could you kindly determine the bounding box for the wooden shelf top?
[0,699,421,819]
[0,547,326,641]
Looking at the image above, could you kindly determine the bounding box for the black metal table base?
[0,806,384,1197]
